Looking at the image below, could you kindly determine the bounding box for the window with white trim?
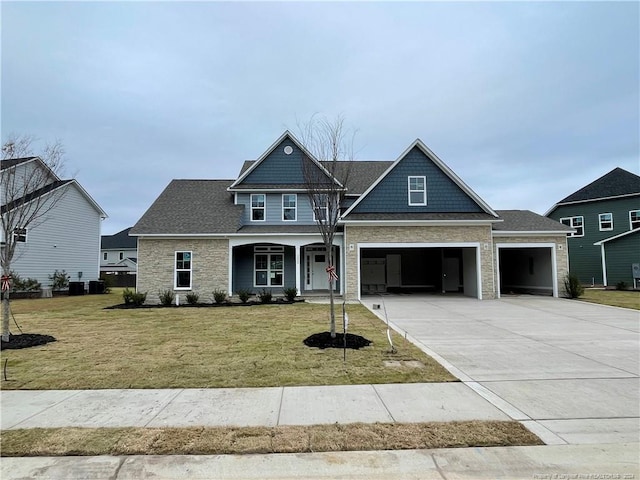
[254,246,284,287]
[251,194,265,221]
[408,176,427,206]
[560,216,584,237]
[313,194,329,221]
[12,228,27,243]
[282,194,297,221]
[598,213,613,231]
[630,210,640,230]
[175,251,192,289]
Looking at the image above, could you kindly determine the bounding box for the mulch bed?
[303,332,372,350]
[1,333,57,350]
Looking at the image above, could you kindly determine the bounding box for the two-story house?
[100,227,137,287]
[546,168,640,288]
[1,156,107,290]
[131,132,572,303]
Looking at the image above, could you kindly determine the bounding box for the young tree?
[298,115,356,338]
[1,135,68,341]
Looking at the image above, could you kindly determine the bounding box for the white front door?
[311,252,327,289]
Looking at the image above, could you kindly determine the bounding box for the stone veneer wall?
[137,238,229,304]
[493,235,570,297]
[343,225,495,300]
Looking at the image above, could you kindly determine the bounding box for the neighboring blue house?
[131,131,572,303]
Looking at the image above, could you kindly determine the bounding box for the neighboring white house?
[1,157,107,289]
[100,227,137,286]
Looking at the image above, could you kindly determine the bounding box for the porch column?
[295,246,301,295]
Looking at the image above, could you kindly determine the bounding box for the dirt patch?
[304,332,372,349]
[1,333,56,350]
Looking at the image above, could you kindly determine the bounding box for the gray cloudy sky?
[2,1,638,235]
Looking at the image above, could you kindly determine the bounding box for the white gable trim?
[544,192,640,216]
[593,227,640,245]
[227,131,343,190]
[342,139,498,218]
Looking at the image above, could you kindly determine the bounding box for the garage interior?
[497,246,554,296]
[360,247,479,298]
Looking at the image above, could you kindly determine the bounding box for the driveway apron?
[363,294,640,445]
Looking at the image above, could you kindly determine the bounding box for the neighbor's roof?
[558,168,640,204]
[101,227,137,249]
[1,179,73,214]
[130,180,243,235]
[0,157,37,170]
[493,210,574,232]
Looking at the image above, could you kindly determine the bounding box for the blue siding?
[239,137,330,185]
[237,193,317,225]
[351,147,484,213]
[232,244,296,294]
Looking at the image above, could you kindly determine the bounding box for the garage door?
[496,244,557,297]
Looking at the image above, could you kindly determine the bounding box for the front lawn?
[579,288,640,310]
[0,291,455,389]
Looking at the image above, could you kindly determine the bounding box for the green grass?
[0,421,542,457]
[1,290,455,389]
[579,288,640,310]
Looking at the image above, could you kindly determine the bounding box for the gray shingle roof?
[494,210,573,232]
[130,180,243,235]
[101,227,137,249]
[237,225,327,234]
[1,179,73,214]
[558,168,640,204]
[0,157,37,170]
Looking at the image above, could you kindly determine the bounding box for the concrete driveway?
[363,294,639,445]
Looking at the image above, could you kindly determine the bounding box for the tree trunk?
[327,246,336,338]
[2,289,10,342]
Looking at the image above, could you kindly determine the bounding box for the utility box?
[632,263,640,289]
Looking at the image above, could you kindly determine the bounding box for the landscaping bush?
[258,289,272,304]
[213,289,227,304]
[9,271,41,292]
[616,281,629,291]
[283,287,298,302]
[564,273,584,298]
[236,289,251,304]
[123,288,146,306]
[158,289,175,306]
[49,269,70,291]
[186,292,199,305]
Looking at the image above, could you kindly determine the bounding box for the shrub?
[49,269,70,291]
[258,289,272,304]
[237,289,251,303]
[186,292,199,305]
[616,281,629,291]
[564,273,584,299]
[283,287,298,302]
[123,288,146,306]
[10,271,41,292]
[158,289,175,306]
[213,289,227,304]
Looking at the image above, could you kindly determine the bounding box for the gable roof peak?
[557,167,640,205]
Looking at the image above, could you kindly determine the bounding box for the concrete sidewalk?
[1,383,510,430]
[2,443,638,479]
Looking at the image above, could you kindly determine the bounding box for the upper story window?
[560,216,584,237]
[313,194,329,221]
[119,252,124,260]
[408,176,427,206]
[630,210,640,230]
[12,228,27,243]
[282,194,297,221]
[598,213,613,231]
[103,252,108,261]
[175,251,192,289]
[251,194,265,221]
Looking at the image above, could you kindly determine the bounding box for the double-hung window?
[598,213,613,231]
[560,216,584,237]
[282,194,297,221]
[12,228,27,243]
[175,251,192,289]
[408,176,427,206]
[254,246,284,287]
[313,194,329,221]
[251,194,265,221]
[630,210,640,230]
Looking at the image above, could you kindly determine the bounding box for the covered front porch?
[229,235,343,296]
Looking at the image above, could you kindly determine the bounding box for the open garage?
[496,244,557,297]
[359,244,481,298]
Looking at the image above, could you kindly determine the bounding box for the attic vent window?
[284,146,293,155]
